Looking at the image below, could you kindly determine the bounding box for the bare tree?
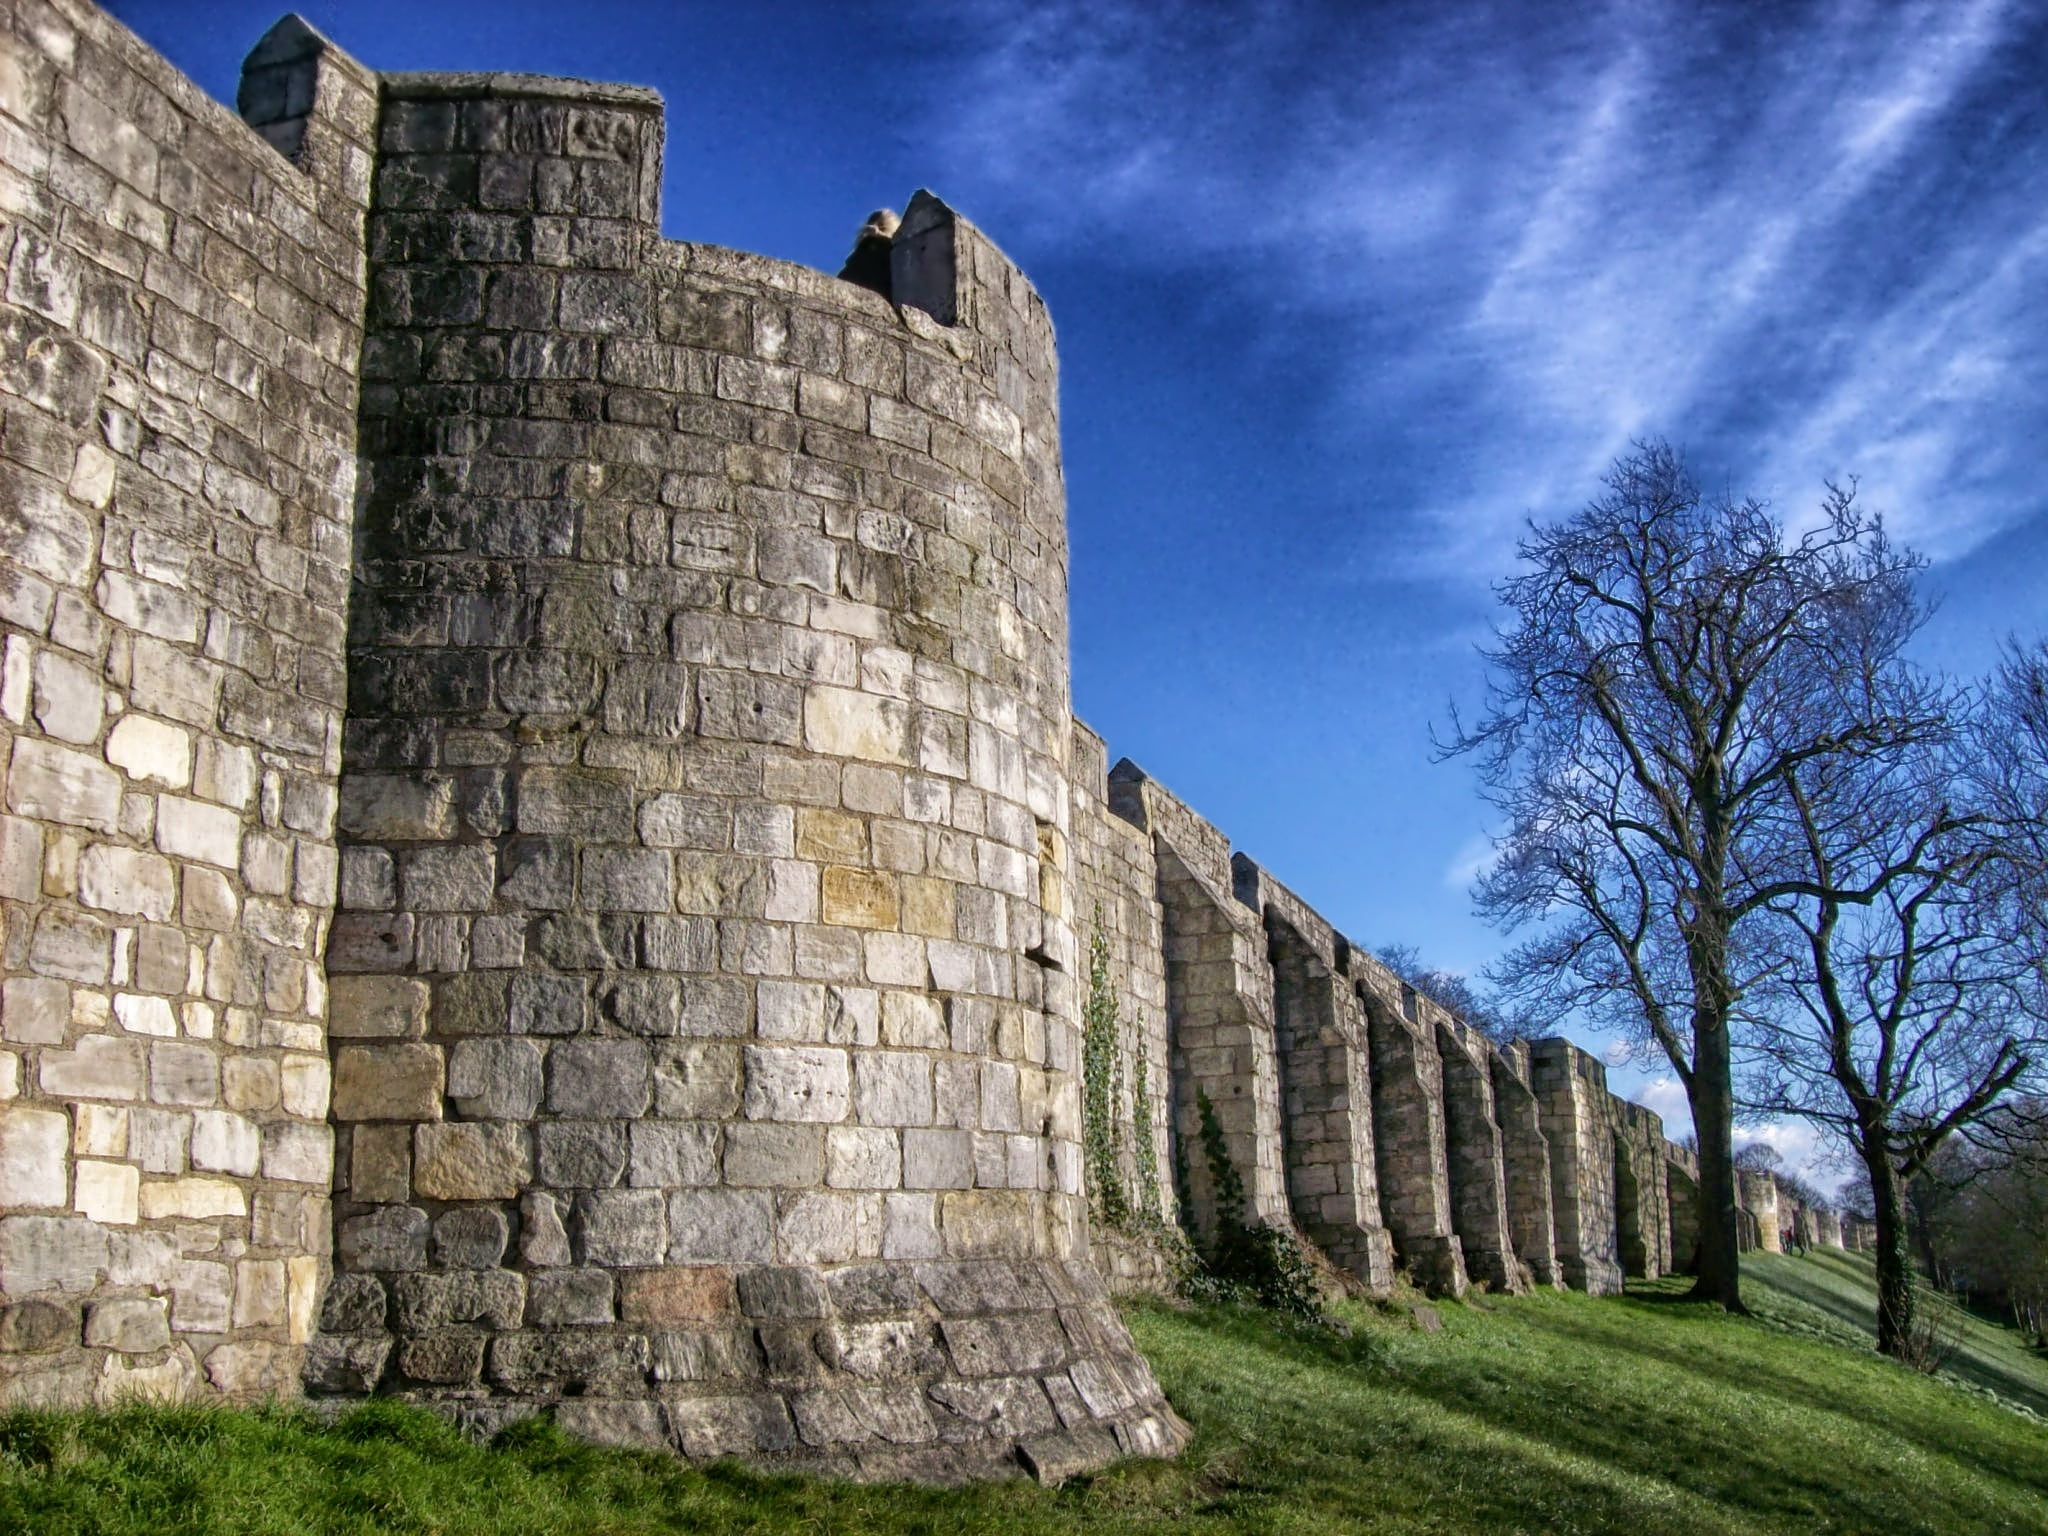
[1743,705,2043,1358]
[1446,441,1941,1311]
[1375,943,1534,1043]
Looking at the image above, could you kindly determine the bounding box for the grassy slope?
[1,1249,2042,1536]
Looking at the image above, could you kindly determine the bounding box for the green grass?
[2,1249,2043,1535]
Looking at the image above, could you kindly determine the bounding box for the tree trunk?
[1687,1018,1745,1311]
[1864,1139,1916,1358]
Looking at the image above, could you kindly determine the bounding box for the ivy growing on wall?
[1190,1088,1322,1319]
[1082,911,1130,1228]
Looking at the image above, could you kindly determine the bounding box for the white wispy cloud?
[920,0,2043,575]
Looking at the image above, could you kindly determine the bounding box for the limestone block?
[0,1106,70,1208]
[599,975,681,1036]
[94,1348,200,1406]
[525,1269,615,1326]
[804,687,911,765]
[128,1109,190,1174]
[778,1191,879,1264]
[281,1055,331,1118]
[223,1057,281,1114]
[2,977,69,1044]
[340,1205,430,1271]
[902,1128,973,1190]
[0,816,42,902]
[76,845,176,920]
[653,1042,741,1119]
[350,1124,413,1203]
[545,1039,651,1118]
[29,650,103,746]
[755,979,825,1042]
[877,996,943,1055]
[856,1052,933,1128]
[619,1266,731,1325]
[401,844,496,911]
[39,1035,144,1100]
[97,573,198,645]
[85,1296,169,1354]
[668,1188,775,1263]
[194,745,258,815]
[9,739,120,831]
[190,1110,261,1176]
[113,993,176,1037]
[149,1041,218,1106]
[447,1038,544,1120]
[31,910,112,985]
[155,797,242,869]
[329,975,430,1038]
[138,1177,245,1220]
[881,1192,944,1259]
[413,1122,530,1200]
[743,1045,850,1123]
[628,1121,718,1188]
[263,1122,335,1184]
[581,847,673,911]
[536,1122,628,1188]
[822,866,898,929]
[232,1261,288,1329]
[521,1192,574,1267]
[430,1208,511,1271]
[72,1106,126,1159]
[828,1126,901,1189]
[575,1189,667,1265]
[512,973,588,1036]
[72,1160,138,1225]
[723,1122,824,1187]
[128,639,219,729]
[339,773,457,841]
[105,715,192,789]
[333,1044,446,1122]
[181,867,238,930]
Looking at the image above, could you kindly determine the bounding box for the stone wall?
[315,62,1180,1474]
[0,4,373,1406]
[0,0,1717,1477]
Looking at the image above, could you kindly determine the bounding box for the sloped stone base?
[307,1257,1187,1482]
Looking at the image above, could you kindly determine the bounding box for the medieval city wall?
[0,0,1796,1483]
[1070,745,1694,1305]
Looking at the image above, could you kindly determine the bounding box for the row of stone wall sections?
[0,3,374,1403]
[1231,856,1393,1291]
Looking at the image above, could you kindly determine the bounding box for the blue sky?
[112,0,2048,1180]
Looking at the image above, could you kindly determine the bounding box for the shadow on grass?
[1503,1301,2048,1509]
[1291,1294,2041,1532]
[1750,1253,2048,1417]
[1143,1305,1773,1535]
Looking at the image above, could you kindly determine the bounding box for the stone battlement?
[0,1,1835,1481]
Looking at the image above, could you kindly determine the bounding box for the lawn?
[1,1248,2042,1535]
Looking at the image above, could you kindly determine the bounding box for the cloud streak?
[921,0,2045,575]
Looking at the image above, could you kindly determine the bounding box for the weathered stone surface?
[414,1123,531,1200]
[85,1298,171,1354]
[333,1045,445,1122]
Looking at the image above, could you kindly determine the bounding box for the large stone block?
[413,1122,531,1200]
[333,1044,445,1122]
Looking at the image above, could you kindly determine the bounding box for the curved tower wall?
[318,69,1181,1473]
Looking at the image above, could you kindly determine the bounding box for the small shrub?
[1185,1088,1325,1321]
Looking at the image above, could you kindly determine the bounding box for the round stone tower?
[314,69,1183,1477]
